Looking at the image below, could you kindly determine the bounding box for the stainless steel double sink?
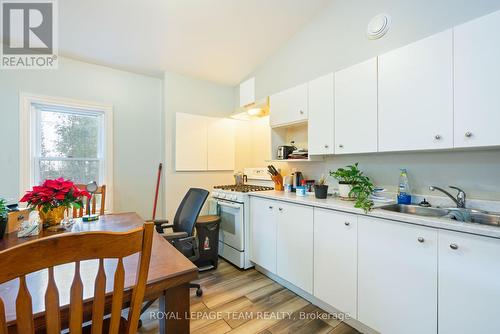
[379,204,500,227]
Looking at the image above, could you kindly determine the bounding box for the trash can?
[194,215,221,270]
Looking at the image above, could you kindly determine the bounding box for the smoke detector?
[367,13,391,40]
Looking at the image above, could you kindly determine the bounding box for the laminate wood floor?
[138,259,361,334]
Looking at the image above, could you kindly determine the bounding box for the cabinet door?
[454,10,500,148]
[378,30,453,152]
[207,118,235,170]
[239,77,255,107]
[335,58,378,154]
[439,230,500,333]
[358,217,438,334]
[175,112,207,171]
[276,202,313,293]
[249,197,277,273]
[308,73,334,155]
[314,209,357,318]
[270,83,308,127]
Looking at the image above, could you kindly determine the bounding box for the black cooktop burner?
[213,184,274,193]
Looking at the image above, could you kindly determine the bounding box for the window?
[20,93,113,210]
[34,105,104,185]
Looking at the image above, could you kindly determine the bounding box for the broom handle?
[152,163,163,220]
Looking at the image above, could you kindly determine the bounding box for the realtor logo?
[1,0,58,69]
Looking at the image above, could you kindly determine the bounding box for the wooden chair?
[73,184,107,218]
[0,222,154,334]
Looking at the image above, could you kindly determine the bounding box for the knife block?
[271,175,284,191]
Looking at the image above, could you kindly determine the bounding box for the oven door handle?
[217,201,242,209]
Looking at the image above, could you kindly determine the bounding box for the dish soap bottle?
[397,168,412,205]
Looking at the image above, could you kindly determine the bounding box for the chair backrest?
[0,222,154,334]
[73,184,107,218]
[173,188,209,235]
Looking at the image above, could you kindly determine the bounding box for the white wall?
[0,57,163,219]
[242,0,500,201]
[164,71,235,220]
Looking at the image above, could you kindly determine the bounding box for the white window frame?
[20,92,114,211]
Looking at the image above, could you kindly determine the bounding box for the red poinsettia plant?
[20,178,91,213]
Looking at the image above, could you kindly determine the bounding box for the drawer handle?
[465,131,473,138]
[344,222,350,226]
[434,134,441,140]
[338,144,344,148]
[268,206,273,209]
[278,208,283,212]
[299,110,304,115]
[417,237,425,243]
[450,243,459,250]
[324,145,329,149]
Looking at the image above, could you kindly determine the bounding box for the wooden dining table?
[0,212,198,333]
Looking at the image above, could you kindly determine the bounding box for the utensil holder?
[271,175,284,191]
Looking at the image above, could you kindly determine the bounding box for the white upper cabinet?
[175,113,208,171]
[175,113,235,171]
[314,209,358,318]
[276,202,313,293]
[239,77,255,107]
[207,118,235,170]
[335,58,378,154]
[454,10,500,148]
[438,230,500,334]
[270,83,308,127]
[308,73,334,155]
[378,30,453,152]
[358,217,438,334]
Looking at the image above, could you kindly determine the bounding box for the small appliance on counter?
[277,144,296,160]
[292,170,304,192]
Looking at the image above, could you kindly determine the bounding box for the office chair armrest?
[163,231,189,241]
[153,219,173,233]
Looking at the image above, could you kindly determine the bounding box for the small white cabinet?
[239,77,255,107]
[308,73,334,155]
[270,83,308,127]
[358,217,438,334]
[314,208,357,318]
[378,30,453,152]
[249,197,277,273]
[438,230,500,334]
[454,10,500,148]
[335,58,378,154]
[276,201,313,293]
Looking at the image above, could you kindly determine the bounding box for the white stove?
[212,168,275,269]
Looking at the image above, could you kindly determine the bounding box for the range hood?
[231,96,270,121]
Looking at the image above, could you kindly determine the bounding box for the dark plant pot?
[0,216,7,239]
[314,185,329,199]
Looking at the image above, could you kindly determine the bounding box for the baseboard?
[254,264,379,334]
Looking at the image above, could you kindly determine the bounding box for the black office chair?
[155,188,209,294]
[139,188,209,321]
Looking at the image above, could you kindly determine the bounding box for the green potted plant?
[0,198,8,238]
[330,163,375,212]
[314,175,328,199]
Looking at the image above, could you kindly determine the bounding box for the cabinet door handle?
[344,222,350,226]
[299,110,304,115]
[278,207,283,212]
[465,131,473,138]
[434,134,441,140]
[268,206,273,209]
[324,144,329,149]
[450,243,459,250]
[417,237,425,243]
[338,144,344,148]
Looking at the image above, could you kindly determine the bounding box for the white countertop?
[249,190,500,239]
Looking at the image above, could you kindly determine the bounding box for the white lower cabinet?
[276,202,314,294]
[249,197,277,273]
[358,217,438,334]
[314,208,357,318]
[438,230,500,334]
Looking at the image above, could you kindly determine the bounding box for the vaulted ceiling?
[59,0,332,84]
